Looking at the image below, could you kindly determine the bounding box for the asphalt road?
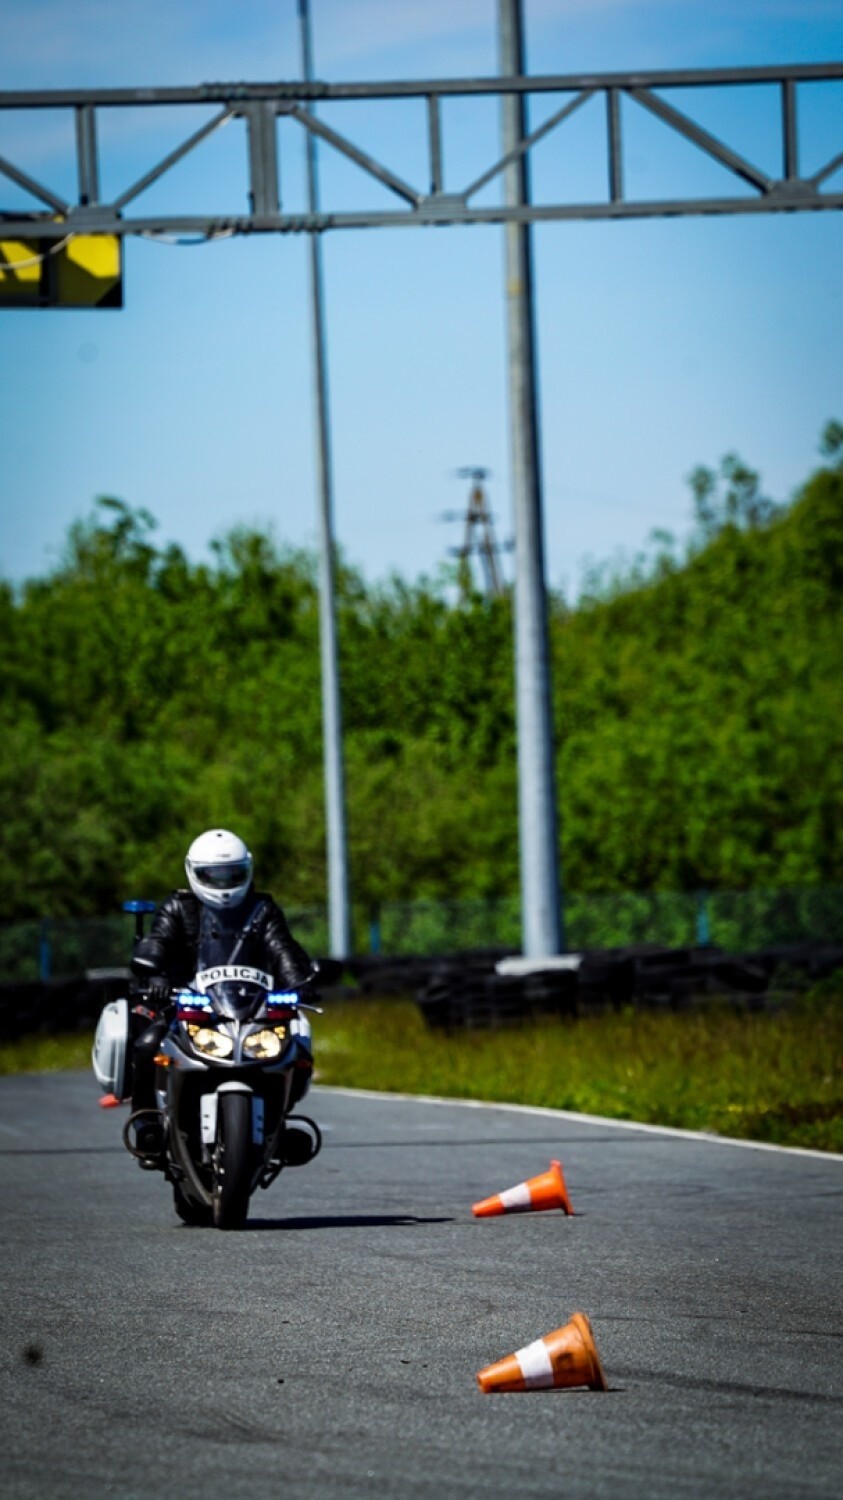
[0,1072,841,1500]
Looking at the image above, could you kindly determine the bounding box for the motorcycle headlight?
[191,1026,234,1060]
[243,1028,283,1061]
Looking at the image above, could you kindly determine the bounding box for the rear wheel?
[212,1092,252,1230]
[173,1183,213,1227]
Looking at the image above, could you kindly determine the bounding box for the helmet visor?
[192,861,251,891]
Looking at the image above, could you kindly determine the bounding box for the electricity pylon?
[441,468,512,600]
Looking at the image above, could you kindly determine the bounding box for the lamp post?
[499,0,565,956]
[298,0,351,959]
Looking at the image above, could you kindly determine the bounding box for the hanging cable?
[0,233,74,271]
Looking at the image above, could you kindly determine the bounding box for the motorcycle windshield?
[204,980,267,1021]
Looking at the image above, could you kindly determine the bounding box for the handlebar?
[139,981,323,1016]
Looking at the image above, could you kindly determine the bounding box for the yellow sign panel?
[0,232,122,308]
[0,238,42,302]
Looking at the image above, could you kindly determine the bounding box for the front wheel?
[212,1091,252,1230]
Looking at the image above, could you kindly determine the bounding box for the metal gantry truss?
[1,62,842,239]
[4,48,842,961]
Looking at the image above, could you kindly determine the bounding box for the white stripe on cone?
[516,1337,555,1389]
[499,1181,533,1210]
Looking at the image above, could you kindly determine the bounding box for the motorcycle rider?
[130,828,314,1153]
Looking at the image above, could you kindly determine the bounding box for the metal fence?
[366,886,842,956]
[0,886,840,983]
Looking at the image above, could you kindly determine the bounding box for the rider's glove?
[146,975,172,1011]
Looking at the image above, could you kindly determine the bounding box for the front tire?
[212,1092,252,1230]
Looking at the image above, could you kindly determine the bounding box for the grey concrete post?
[299,0,351,959]
[498,0,565,955]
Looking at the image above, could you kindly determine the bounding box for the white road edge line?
[317,1086,842,1162]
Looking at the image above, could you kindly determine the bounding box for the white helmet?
[185,828,253,910]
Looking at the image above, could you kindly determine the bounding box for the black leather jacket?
[131,888,313,991]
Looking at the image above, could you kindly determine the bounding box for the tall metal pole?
[498,0,564,955]
[298,0,351,958]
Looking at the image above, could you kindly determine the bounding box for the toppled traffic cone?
[472,1158,574,1217]
[477,1312,608,1393]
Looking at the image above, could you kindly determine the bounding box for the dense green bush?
[1,434,841,921]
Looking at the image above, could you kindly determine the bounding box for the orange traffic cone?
[472,1158,574,1217]
[477,1312,608,1393]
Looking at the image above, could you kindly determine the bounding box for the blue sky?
[1,1,842,595]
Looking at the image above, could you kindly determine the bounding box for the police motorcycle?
[93,906,323,1229]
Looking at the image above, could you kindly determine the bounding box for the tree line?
[2,427,841,921]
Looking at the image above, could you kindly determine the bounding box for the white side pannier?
[91,998,131,1099]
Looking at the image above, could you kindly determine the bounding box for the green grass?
[3,987,841,1152]
[0,1032,95,1076]
[315,988,843,1153]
